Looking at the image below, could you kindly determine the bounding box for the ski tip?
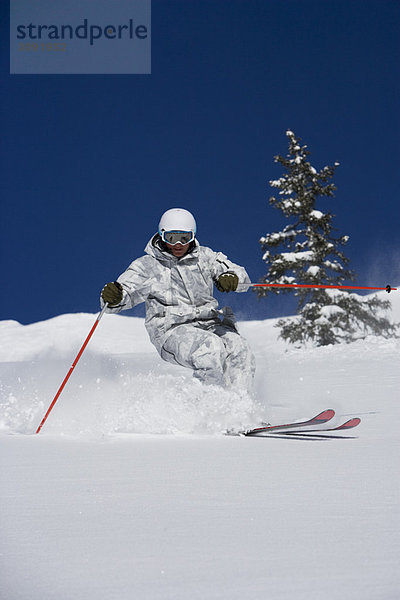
[316,409,335,423]
[333,417,361,431]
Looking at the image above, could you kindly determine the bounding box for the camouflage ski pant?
[160,321,255,393]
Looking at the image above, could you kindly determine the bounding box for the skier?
[101,208,255,393]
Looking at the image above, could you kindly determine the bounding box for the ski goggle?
[161,230,195,245]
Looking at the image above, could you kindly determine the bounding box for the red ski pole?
[35,303,108,434]
[244,283,397,293]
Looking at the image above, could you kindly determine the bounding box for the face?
[166,242,190,258]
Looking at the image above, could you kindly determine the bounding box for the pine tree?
[258,130,398,346]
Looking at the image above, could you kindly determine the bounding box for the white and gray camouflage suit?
[102,235,255,392]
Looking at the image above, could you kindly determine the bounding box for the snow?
[270,177,286,187]
[1,290,400,599]
[319,305,346,318]
[278,250,314,262]
[310,209,324,219]
[306,265,321,276]
[314,304,346,325]
[324,259,342,271]
[260,230,295,245]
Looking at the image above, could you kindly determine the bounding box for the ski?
[242,409,335,436]
[282,417,361,435]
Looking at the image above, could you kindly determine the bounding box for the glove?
[101,281,123,306]
[215,271,239,293]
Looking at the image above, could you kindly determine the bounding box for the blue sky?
[1,0,399,324]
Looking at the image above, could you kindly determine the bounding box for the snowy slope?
[1,290,400,599]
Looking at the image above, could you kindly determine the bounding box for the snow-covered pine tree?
[258,130,398,346]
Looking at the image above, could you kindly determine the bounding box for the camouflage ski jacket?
[102,235,250,352]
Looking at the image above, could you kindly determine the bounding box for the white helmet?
[158,208,197,238]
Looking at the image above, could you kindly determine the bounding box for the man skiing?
[101,208,255,393]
